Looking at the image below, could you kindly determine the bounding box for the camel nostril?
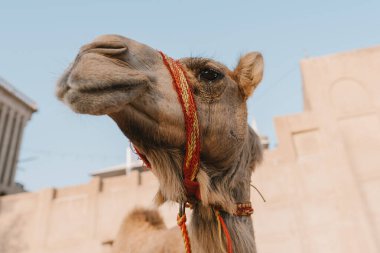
[82,41,128,55]
[93,41,127,50]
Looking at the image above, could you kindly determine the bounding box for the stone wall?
[0,171,179,253]
[253,45,380,253]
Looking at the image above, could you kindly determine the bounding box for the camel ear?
[234,52,264,99]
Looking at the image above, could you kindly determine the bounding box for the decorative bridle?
[134,52,254,253]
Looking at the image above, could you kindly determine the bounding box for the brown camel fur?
[112,208,183,253]
[56,34,263,253]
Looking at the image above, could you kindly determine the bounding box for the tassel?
[215,209,233,253]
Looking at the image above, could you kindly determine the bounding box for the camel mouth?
[56,54,150,115]
[67,79,147,95]
[57,75,149,115]
[58,82,148,115]
[73,83,138,93]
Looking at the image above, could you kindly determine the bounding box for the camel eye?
[199,68,223,82]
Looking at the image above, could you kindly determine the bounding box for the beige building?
[0,45,379,253]
[0,78,37,195]
[253,45,380,253]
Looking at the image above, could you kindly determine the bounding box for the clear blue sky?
[1,0,379,191]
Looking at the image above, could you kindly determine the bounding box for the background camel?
[56,34,263,253]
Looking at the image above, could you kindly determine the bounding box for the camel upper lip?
[69,81,145,94]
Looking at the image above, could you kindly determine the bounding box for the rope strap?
[177,213,192,253]
[234,202,254,216]
[159,51,201,200]
[134,146,151,168]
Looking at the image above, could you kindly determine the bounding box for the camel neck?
[188,128,261,253]
[190,204,257,253]
[127,125,262,252]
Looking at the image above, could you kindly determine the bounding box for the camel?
[56,34,263,253]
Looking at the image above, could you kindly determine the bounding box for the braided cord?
[215,210,227,253]
[159,52,203,253]
[177,213,192,253]
[159,52,201,183]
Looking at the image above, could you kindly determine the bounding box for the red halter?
[159,52,201,200]
[133,52,201,200]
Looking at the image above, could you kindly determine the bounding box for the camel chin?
[62,83,147,115]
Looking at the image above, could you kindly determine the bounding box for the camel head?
[57,34,263,205]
